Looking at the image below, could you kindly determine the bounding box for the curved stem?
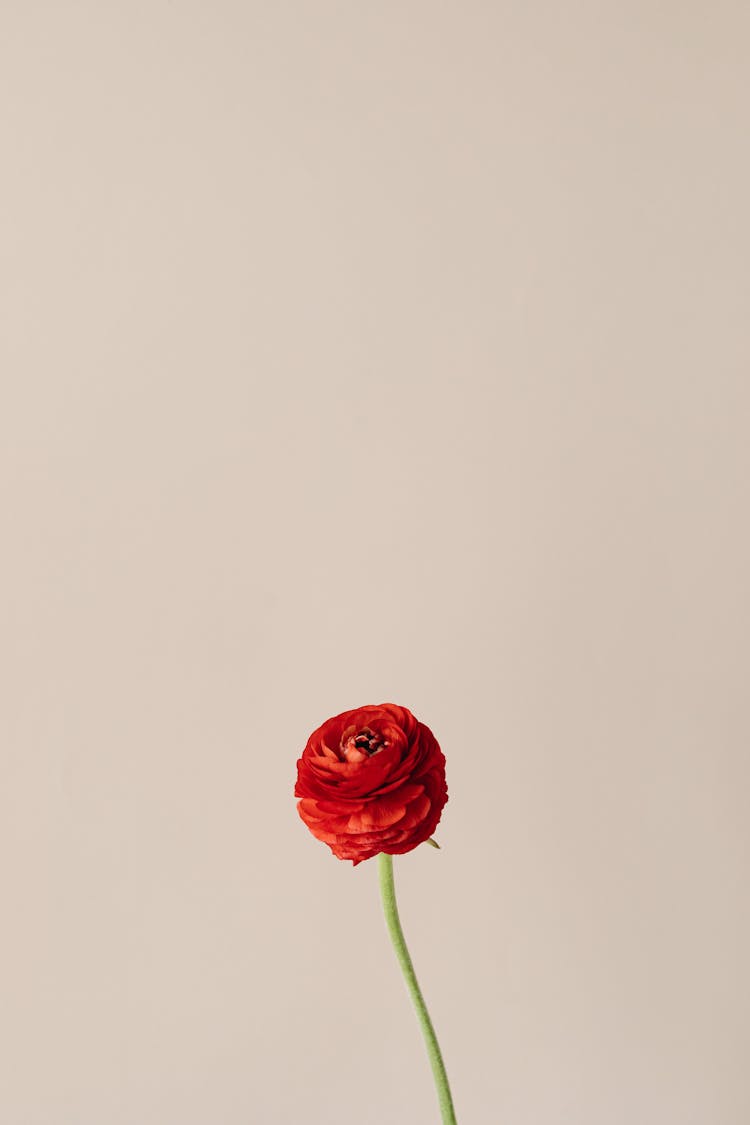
[377,853,457,1124]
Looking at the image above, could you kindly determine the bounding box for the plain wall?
[1,3,748,1123]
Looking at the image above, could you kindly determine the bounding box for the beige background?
[1,3,749,1123]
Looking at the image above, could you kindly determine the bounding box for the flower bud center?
[341,727,386,762]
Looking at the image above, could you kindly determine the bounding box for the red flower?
[295,703,448,864]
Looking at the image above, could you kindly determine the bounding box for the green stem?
[377,852,457,1124]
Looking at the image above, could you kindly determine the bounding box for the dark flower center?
[353,729,386,755]
[341,727,387,761]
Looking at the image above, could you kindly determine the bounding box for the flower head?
[295,703,448,864]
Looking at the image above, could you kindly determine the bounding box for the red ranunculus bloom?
[295,703,448,864]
